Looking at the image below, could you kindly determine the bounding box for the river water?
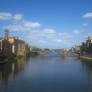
[0,53,92,92]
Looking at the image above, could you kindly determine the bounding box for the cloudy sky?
[0,0,92,49]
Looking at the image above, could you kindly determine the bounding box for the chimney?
[4,29,8,40]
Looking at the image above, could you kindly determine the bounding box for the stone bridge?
[31,51,49,55]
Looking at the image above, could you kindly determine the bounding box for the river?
[0,53,92,92]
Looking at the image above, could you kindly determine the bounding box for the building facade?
[80,37,92,56]
[8,37,26,56]
[0,30,30,56]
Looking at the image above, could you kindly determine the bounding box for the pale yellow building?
[8,37,26,56]
[0,30,29,56]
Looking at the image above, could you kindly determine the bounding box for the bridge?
[31,51,49,55]
[32,49,69,56]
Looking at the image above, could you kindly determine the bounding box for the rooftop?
[88,37,92,40]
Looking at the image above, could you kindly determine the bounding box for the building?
[0,38,3,51]
[70,45,81,54]
[80,37,92,56]
[4,30,8,40]
[0,30,31,56]
[0,38,3,55]
[0,30,12,56]
[8,37,26,56]
[30,46,36,51]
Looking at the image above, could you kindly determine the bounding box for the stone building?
[80,37,92,56]
[0,38,3,55]
[0,30,30,56]
[0,38,3,51]
[0,30,12,56]
[8,37,26,56]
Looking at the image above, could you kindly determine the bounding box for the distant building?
[71,45,80,54]
[30,46,36,51]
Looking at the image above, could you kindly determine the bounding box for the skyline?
[0,0,92,49]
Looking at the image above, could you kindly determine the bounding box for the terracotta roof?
[88,37,92,40]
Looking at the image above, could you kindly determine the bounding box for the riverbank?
[72,53,79,56]
[71,52,92,61]
[0,54,24,64]
[0,52,38,64]
[27,52,38,57]
[79,56,92,61]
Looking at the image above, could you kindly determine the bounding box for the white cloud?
[57,40,62,43]
[52,39,62,43]
[0,12,24,21]
[28,28,56,39]
[59,32,73,38]
[83,23,88,27]
[24,21,40,28]
[13,14,23,21]
[38,40,46,44]
[1,12,83,49]
[3,21,41,31]
[43,29,55,34]
[0,12,12,20]
[73,30,80,34]
[3,24,26,31]
[83,12,92,18]
[88,33,92,36]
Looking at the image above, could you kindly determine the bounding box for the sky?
[0,0,92,49]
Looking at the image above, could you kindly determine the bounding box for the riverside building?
[0,30,30,56]
[80,37,92,56]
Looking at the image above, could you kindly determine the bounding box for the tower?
[4,29,8,40]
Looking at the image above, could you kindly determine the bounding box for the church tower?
[4,29,8,40]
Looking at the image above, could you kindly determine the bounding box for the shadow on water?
[79,59,92,86]
[60,55,68,61]
[0,57,28,85]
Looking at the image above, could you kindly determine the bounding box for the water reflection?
[0,58,26,83]
[1,54,92,92]
[60,55,66,61]
[80,60,92,85]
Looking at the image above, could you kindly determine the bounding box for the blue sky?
[0,0,92,49]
